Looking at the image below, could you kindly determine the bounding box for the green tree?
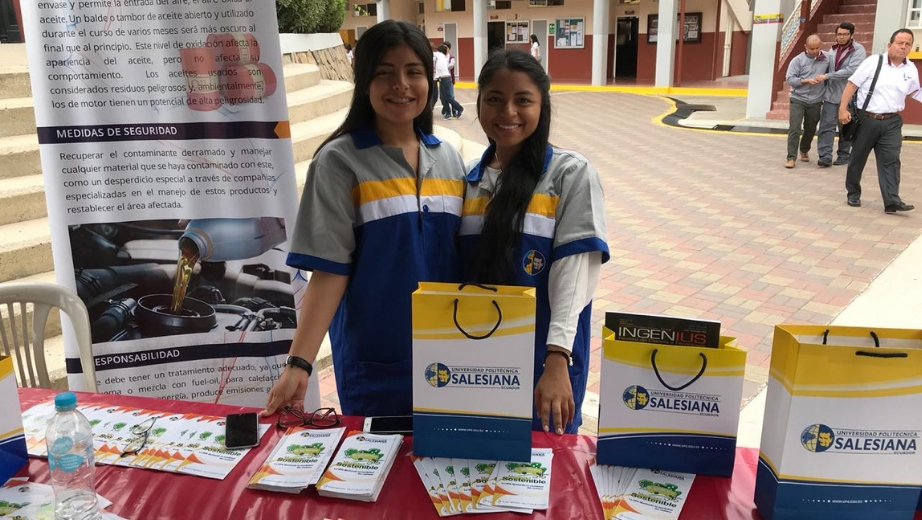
[277,0,345,34]
[316,0,346,33]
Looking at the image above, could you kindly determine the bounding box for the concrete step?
[838,4,876,14]
[283,63,322,94]
[823,13,875,24]
[766,109,789,120]
[0,175,46,226]
[817,22,875,34]
[0,63,334,144]
[290,107,349,164]
[0,98,35,140]
[0,134,41,181]
[0,218,53,283]
[0,68,31,100]
[0,62,322,104]
[287,81,354,125]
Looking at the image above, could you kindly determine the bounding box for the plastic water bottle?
[46,392,99,520]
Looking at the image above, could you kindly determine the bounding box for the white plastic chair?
[0,282,97,392]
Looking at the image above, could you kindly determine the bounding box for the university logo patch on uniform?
[522,250,546,276]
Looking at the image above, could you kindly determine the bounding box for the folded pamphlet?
[589,460,695,520]
[315,431,403,502]
[247,426,346,493]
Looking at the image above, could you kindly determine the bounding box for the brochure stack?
[588,460,695,519]
[412,448,554,516]
[247,426,346,493]
[21,401,269,480]
[315,431,403,502]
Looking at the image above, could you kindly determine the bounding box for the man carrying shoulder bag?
[839,29,921,214]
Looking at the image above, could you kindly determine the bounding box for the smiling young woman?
[262,20,467,420]
[461,50,610,435]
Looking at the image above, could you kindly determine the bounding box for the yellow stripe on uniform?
[421,179,465,198]
[462,194,559,218]
[463,196,490,217]
[352,177,417,206]
[527,194,558,218]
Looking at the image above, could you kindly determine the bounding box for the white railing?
[779,0,803,64]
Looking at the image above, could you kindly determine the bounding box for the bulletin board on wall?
[646,12,702,44]
[506,20,530,43]
[554,17,584,49]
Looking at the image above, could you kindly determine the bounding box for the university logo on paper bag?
[423,363,521,389]
[623,385,651,410]
[800,423,919,454]
[622,385,721,416]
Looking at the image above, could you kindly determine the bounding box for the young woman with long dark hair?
[262,20,466,418]
[462,49,609,435]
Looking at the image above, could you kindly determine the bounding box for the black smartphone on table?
[225,412,260,449]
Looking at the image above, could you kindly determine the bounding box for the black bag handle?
[453,298,502,340]
[457,282,498,292]
[821,329,908,359]
[822,329,879,347]
[651,349,708,392]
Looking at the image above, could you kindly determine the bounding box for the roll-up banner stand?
[21,1,319,407]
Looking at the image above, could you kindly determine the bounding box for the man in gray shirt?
[815,23,867,167]
[785,35,828,169]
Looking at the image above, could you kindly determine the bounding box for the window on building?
[436,0,466,11]
[909,0,922,28]
[529,0,565,6]
[488,0,512,8]
[354,3,377,17]
[419,2,425,14]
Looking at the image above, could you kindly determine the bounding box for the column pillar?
[591,0,610,86]
[473,0,488,81]
[871,1,904,54]
[655,0,677,87]
[744,0,784,118]
[377,0,390,24]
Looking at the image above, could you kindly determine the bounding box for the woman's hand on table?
[260,366,309,417]
[534,352,574,435]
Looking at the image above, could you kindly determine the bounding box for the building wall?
[341,0,745,84]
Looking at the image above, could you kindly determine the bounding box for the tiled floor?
[318,88,922,435]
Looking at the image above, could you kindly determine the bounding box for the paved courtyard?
[318,88,922,434]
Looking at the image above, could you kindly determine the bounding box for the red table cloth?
[13,388,770,519]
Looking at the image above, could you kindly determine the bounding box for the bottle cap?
[54,391,78,411]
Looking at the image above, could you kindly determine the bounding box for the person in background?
[344,43,354,68]
[446,41,462,118]
[815,23,866,167]
[530,34,541,63]
[462,50,609,435]
[784,34,827,169]
[261,20,466,419]
[431,43,441,110]
[839,29,920,214]
[437,44,464,120]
